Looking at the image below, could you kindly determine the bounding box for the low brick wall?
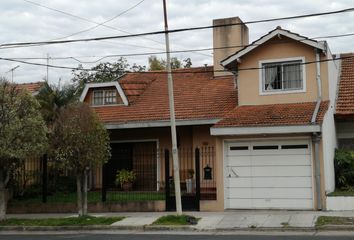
[7,201,165,214]
[326,196,354,211]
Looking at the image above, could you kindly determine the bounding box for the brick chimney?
[213,17,249,77]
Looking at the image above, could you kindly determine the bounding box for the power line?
[22,0,165,51]
[0,57,91,71]
[2,7,354,49]
[0,53,350,74]
[52,0,146,41]
[4,30,354,63]
[22,0,211,58]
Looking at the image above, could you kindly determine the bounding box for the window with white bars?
[262,60,303,93]
[92,90,117,105]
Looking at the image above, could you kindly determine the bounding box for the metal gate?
[165,148,200,211]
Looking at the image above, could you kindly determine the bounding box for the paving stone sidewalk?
[5,210,354,231]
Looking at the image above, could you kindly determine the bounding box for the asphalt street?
[1,233,354,240]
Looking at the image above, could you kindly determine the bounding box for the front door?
[105,143,133,188]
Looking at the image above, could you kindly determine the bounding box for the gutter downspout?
[312,49,323,210]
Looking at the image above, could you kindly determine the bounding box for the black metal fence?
[9,146,216,206]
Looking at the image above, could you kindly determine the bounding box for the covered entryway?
[224,139,314,210]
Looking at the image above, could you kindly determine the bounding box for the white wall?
[327,196,354,211]
[322,50,340,193]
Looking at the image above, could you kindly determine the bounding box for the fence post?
[164,149,170,210]
[195,148,200,211]
[41,154,47,203]
[101,164,107,202]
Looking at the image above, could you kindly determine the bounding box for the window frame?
[92,89,119,106]
[258,57,306,95]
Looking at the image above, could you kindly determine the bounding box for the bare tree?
[52,103,110,216]
[0,79,47,220]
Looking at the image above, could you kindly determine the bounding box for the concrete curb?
[0,225,144,232]
[1,224,353,233]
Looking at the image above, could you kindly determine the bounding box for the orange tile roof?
[92,67,237,124]
[336,53,354,115]
[16,82,44,94]
[213,101,329,128]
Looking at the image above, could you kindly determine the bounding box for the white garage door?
[225,139,313,210]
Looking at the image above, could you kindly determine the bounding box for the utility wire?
[22,0,164,51]
[52,0,146,40]
[0,53,350,74]
[22,0,211,57]
[4,31,354,63]
[2,6,354,49]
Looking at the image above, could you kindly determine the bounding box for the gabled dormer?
[80,81,129,106]
[215,24,334,106]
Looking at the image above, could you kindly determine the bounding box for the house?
[16,81,44,96]
[80,16,344,211]
[335,53,354,148]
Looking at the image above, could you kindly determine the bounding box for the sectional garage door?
[224,139,313,210]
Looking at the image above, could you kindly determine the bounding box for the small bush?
[153,215,199,225]
[334,149,354,189]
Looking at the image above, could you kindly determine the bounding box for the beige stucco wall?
[237,37,329,105]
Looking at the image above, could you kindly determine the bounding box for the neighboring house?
[335,53,354,148]
[80,16,346,211]
[15,81,44,96]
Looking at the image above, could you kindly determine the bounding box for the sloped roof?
[213,101,329,128]
[221,27,327,68]
[336,53,354,115]
[16,82,44,95]
[119,73,157,103]
[92,67,237,124]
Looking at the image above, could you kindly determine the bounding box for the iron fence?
[8,146,216,206]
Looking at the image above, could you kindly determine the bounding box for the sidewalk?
[5,210,354,232]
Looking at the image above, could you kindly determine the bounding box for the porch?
[8,144,217,213]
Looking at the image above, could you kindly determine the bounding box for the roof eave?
[105,119,220,129]
[210,124,321,136]
[221,29,327,68]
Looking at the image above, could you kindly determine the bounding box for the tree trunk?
[0,186,6,221]
[76,175,83,216]
[0,170,7,221]
[83,170,88,216]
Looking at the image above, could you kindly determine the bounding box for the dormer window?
[260,57,305,94]
[93,89,117,105]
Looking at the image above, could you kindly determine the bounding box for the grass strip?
[0,215,124,226]
[327,190,354,196]
[152,215,199,225]
[316,216,354,226]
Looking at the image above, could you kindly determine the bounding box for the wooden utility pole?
[162,0,182,215]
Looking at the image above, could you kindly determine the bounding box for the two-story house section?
[80,16,340,211]
[211,19,339,210]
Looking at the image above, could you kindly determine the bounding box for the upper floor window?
[261,59,304,93]
[92,90,117,105]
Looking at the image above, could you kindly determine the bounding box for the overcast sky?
[1,0,354,85]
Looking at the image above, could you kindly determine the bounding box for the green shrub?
[115,169,136,187]
[334,149,354,189]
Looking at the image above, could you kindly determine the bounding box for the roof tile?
[93,67,237,124]
[213,101,329,128]
[336,53,354,115]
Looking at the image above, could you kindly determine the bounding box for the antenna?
[6,65,20,82]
